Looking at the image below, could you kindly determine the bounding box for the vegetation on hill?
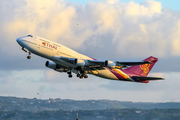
[1,96,180,119]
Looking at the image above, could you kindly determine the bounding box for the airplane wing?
[58,57,152,70]
[132,76,164,81]
[87,60,106,67]
[87,60,151,68]
[58,57,105,70]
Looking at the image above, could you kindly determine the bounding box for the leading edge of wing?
[132,76,164,81]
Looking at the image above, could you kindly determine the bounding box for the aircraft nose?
[16,38,20,42]
[16,37,22,44]
[16,37,24,47]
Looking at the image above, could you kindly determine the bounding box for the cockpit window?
[27,35,33,37]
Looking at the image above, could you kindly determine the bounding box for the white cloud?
[140,24,147,33]
[107,0,119,4]
[125,1,148,16]
[1,0,180,58]
[171,18,180,56]
[143,0,162,14]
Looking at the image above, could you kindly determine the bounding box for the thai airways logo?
[42,42,57,50]
[42,42,46,46]
[140,64,150,73]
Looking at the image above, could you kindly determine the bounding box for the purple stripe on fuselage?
[106,67,128,81]
[121,69,150,83]
[90,57,97,60]
[90,58,144,82]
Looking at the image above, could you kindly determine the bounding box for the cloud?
[1,0,180,102]
[171,18,180,56]
[98,0,119,5]
[143,0,161,14]
[1,0,180,59]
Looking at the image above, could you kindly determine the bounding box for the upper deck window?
[27,35,33,37]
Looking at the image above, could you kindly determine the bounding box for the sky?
[1,0,180,102]
[67,0,180,11]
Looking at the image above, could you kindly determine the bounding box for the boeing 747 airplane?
[16,35,164,83]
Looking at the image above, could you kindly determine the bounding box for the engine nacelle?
[45,61,57,69]
[74,59,86,67]
[105,60,116,68]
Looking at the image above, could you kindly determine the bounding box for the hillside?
[0,96,180,111]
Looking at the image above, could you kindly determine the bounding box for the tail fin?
[126,56,158,77]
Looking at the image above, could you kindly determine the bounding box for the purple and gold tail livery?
[125,56,162,83]
[126,56,157,77]
[16,35,164,83]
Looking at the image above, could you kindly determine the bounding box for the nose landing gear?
[22,48,31,59]
[27,56,31,59]
[27,52,31,59]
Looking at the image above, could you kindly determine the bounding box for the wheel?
[77,74,80,77]
[84,75,88,78]
[68,74,72,78]
[79,76,83,79]
[67,71,71,75]
[27,56,31,59]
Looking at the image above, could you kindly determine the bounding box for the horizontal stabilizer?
[132,76,164,81]
[116,61,151,67]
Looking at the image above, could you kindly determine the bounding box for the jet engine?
[74,59,86,67]
[45,61,57,69]
[105,60,116,68]
[45,61,68,72]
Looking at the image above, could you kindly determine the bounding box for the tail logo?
[140,64,150,73]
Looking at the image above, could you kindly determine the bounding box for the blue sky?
[67,0,180,11]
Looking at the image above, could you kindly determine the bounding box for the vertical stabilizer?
[126,56,158,76]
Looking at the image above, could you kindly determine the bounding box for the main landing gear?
[67,71,88,79]
[67,71,73,78]
[77,73,88,79]
[80,71,88,79]
[76,71,88,79]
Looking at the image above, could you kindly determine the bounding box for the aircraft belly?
[92,68,134,81]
